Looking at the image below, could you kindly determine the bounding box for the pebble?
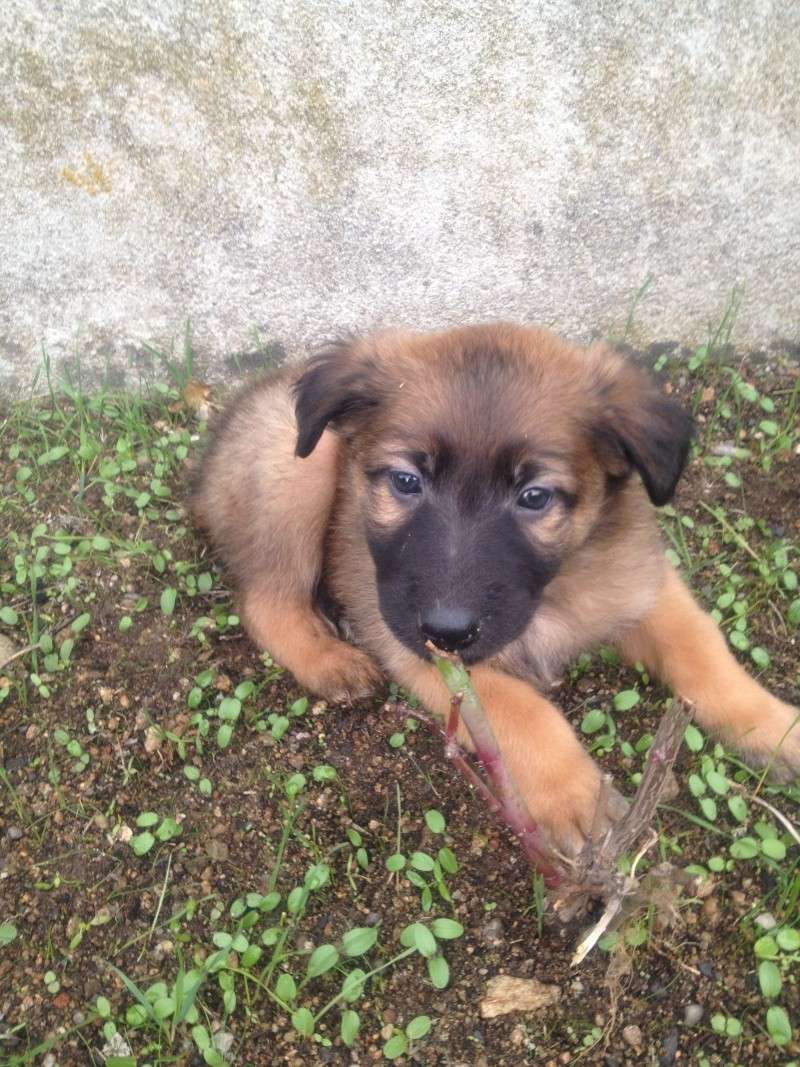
[622,1024,642,1047]
[684,1003,703,1026]
[205,839,228,862]
[755,912,776,930]
[6,826,23,841]
[212,1030,234,1056]
[0,634,20,664]
[480,975,561,1019]
[702,896,720,926]
[480,918,504,947]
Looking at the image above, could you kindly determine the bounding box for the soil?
[0,351,798,1067]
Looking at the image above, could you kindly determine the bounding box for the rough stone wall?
[1,0,798,389]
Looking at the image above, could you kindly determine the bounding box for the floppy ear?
[592,353,694,506]
[293,339,384,458]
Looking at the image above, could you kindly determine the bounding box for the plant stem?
[431,648,563,887]
[312,947,417,1026]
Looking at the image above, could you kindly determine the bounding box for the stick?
[0,642,40,672]
[729,782,800,848]
[430,645,563,887]
[570,831,657,966]
[591,698,693,866]
[557,698,696,944]
[429,644,696,949]
[0,615,81,672]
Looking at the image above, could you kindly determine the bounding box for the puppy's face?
[294,325,692,663]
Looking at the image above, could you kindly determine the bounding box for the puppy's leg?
[232,426,381,701]
[618,566,800,779]
[241,582,379,702]
[193,385,381,701]
[393,658,627,854]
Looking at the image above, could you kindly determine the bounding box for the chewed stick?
[429,641,697,951]
[430,644,564,887]
[594,698,693,864]
[569,830,657,966]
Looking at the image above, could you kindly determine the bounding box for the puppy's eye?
[517,486,554,511]
[389,470,422,496]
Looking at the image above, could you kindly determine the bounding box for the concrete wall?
[1,0,799,391]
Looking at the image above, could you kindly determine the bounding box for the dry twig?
[429,645,698,959]
[0,614,80,672]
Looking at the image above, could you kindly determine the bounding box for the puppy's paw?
[299,639,382,703]
[521,756,628,859]
[728,698,800,783]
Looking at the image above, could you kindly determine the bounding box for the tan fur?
[618,567,800,780]
[191,374,381,700]
[191,324,799,853]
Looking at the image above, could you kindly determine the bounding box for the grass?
[0,334,799,1065]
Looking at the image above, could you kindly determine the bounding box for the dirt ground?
[0,343,799,1066]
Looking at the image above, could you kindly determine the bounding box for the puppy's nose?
[420,606,480,652]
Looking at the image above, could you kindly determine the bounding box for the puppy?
[190,324,800,852]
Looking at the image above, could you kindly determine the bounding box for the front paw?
[729,699,800,782]
[521,756,628,858]
[299,640,383,703]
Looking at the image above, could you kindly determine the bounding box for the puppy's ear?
[591,350,694,506]
[293,339,384,458]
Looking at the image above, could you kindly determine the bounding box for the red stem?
[445,687,562,887]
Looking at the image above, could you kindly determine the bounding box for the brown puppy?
[191,324,800,852]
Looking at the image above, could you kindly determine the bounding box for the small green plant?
[710,1012,743,1039]
[388,715,420,750]
[753,926,798,1047]
[527,872,547,936]
[258,693,309,739]
[106,953,222,1061]
[52,726,90,774]
[384,808,459,911]
[0,922,18,947]
[341,825,370,879]
[183,763,213,796]
[578,1024,603,1050]
[382,1014,433,1059]
[129,812,182,856]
